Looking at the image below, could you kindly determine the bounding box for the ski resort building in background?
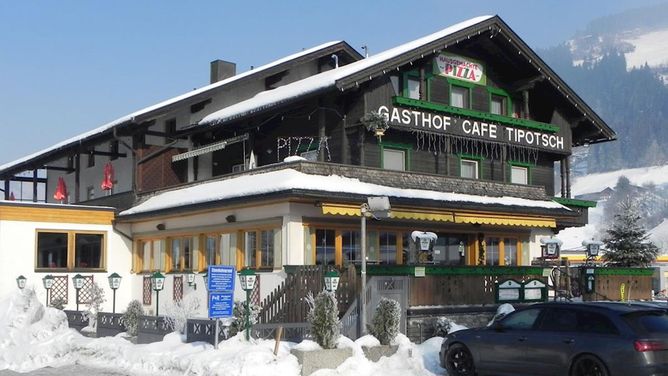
[0,15,615,318]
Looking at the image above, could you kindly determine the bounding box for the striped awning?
[321,203,555,227]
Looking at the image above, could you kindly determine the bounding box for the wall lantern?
[16,275,27,290]
[107,272,122,313]
[187,272,197,290]
[324,269,341,293]
[151,271,165,316]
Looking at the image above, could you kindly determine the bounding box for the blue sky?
[0,0,664,165]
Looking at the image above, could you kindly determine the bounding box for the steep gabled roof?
[200,15,615,145]
[0,41,362,177]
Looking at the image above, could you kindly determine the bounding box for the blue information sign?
[208,291,234,318]
[208,265,236,292]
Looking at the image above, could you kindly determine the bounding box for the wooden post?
[273,326,283,356]
[74,153,81,203]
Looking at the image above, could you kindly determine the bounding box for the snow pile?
[0,288,80,371]
[0,289,448,375]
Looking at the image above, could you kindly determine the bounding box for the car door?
[476,307,544,375]
[522,307,580,375]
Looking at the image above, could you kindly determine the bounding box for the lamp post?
[201,272,208,290]
[360,196,391,335]
[107,272,122,313]
[151,272,165,316]
[238,268,257,341]
[42,275,54,306]
[187,272,197,290]
[72,274,85,311]
[324,269,341,293]
[16,275,27,290]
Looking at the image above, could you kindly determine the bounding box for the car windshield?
[623,310,668,334]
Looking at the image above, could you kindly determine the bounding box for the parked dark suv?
[440,302,668,376]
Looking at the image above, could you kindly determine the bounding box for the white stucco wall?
[0,216,134,313]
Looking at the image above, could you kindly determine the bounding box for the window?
[407,77,420,99]
[450,85,469,108]
[510,165,529,185]
[484,237,521,266]
[37,231,105,270]
[460,159,479,179]
[342,231,361,264]
[383,148,406,171]
[37,232,68,268]
[170,237,196,271]
[165,118,177,136]
[501,308,542,330]
[205,235,217,267]
[74,233,103,268]
[139,239,165,272]
[315,229,336,266]
[244,229,279,269]
[490,94,507,115]
[486,237,500,266]
[379,232,397,264]
[433,235,466,265]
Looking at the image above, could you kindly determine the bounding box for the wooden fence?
[259,265,357,324]
[582,268,653,301]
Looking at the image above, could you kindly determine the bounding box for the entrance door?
[368,276,408,333]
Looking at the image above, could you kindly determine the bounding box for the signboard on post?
[207,265,236,292]
[208,291,234,318]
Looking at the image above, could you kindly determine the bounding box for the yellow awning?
[453,213,556,228]
[322,203,555,227]
[321,204,454,222]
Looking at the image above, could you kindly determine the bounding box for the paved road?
[0,365,133,376]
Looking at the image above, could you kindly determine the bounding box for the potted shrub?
[361,111,390,141]
[364,297,401,361]
[291,291,352,375]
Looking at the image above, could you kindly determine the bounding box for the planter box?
[362,345,399,362]
[97,312,126,337]
[291,347,352,376]
[137,316,173,344]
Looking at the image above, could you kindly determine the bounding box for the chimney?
[210,59,236,84]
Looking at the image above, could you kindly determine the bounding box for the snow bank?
[0,288,80,372]
[0,289,450,375]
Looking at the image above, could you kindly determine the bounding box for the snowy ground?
[0,288,449,376]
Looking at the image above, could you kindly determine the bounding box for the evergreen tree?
[603,197,659,267]
[369,298,401,345]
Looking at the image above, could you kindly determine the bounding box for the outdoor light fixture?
[201,272,208,290]
[16,275,26,290]
[540,237,563,259]
[238,268,257,340]
[42,275,54,306]
[360,196,391,335]
[151,271,165,316]
[582,239,603,258]
[73,274,85,311]
[107,272,122,313]
[187,272,197,290]
[324,269,341,293]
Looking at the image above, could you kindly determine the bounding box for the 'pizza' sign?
[435,53,486,85]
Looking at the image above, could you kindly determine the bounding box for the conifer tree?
[603,197,659,267]
[306,291,340,349]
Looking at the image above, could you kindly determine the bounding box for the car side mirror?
[492,320,505,332]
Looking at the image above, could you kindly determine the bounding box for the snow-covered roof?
[119,167,567,217]
[199,15,494,126]
[0,41,343,172]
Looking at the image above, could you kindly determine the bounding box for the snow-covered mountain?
[568,3,668,82]
[559,164,668,253]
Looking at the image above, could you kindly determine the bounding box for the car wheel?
[570,354,609,376]
[445,343,476,376]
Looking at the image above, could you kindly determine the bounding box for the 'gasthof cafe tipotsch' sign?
[377,105,566,152]
[434,53,486,85]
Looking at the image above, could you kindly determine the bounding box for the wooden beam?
[6,176,47,183]
[89,150,127,158]
[44,165,75,173]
